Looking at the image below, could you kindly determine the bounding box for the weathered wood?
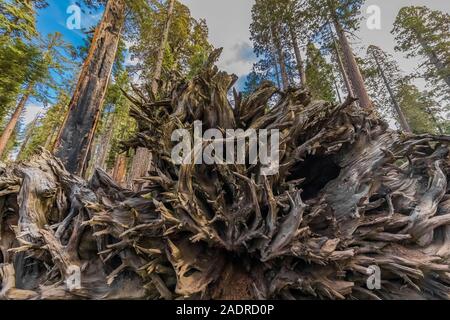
[127,147,152,191]
[54,0,126,175]
[112,154,127,186]
[1,51,450,300]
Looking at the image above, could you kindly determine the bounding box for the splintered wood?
[1,50,450,300]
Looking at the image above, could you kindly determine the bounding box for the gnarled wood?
[1,51,450,300]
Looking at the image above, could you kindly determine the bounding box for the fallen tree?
[1,50,450,300]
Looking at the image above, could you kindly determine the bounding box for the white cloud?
[180,0,257,77]
[22,103,44,126]
[180,0,449,92]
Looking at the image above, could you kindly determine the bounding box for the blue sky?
[23,0,102,126]
[37,0,102,46]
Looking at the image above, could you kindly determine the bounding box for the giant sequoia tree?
[302,0,372,108]
[54,0,126,175]
[1,51,450,300]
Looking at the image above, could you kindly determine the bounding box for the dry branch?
[1,50,450,300]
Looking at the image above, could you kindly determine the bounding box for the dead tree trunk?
[372,51,412,133]
[54,0,126,176]
[0,84,32,157]
[151,0,176,96]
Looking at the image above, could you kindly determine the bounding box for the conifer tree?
[305,42,336,102]
[393,6,450,101]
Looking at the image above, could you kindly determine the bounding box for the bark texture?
[127,147,153,191]
[54,0,126,176]
[1,51,450,300]
[330,13,371,108]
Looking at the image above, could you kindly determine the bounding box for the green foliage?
[363,45,404,120]
[397,82,437,134]
[129,0,212,83]
[31,32,76,104]
[103,71,136,170]
[364,45,444,134]
[1,124,18,160]
[305,42,336,102]
[392,6,450,102]
[0,39,40,123]
[250,0,297,86]
[18,91,70,159]
[301,0,365,44]
[0,0,48,123]
[0,0,47,40]
[242,71,263,96]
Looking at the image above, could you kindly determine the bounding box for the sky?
[22,0,450,127]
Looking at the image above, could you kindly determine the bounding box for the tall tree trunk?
[288,23,306,87]
[151,0,176,96]
[371,51,412,133]
[44,127,57,150]
[127,147,153,191]
[329,8,371,108]
[95,116,115,170]
[271,25,289,90]
[112,153,127,186]
[84,110,115,178]
[54,0,126,175]
[328,23,354,97]
[0,84,32,157]
[47,97,70,152]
